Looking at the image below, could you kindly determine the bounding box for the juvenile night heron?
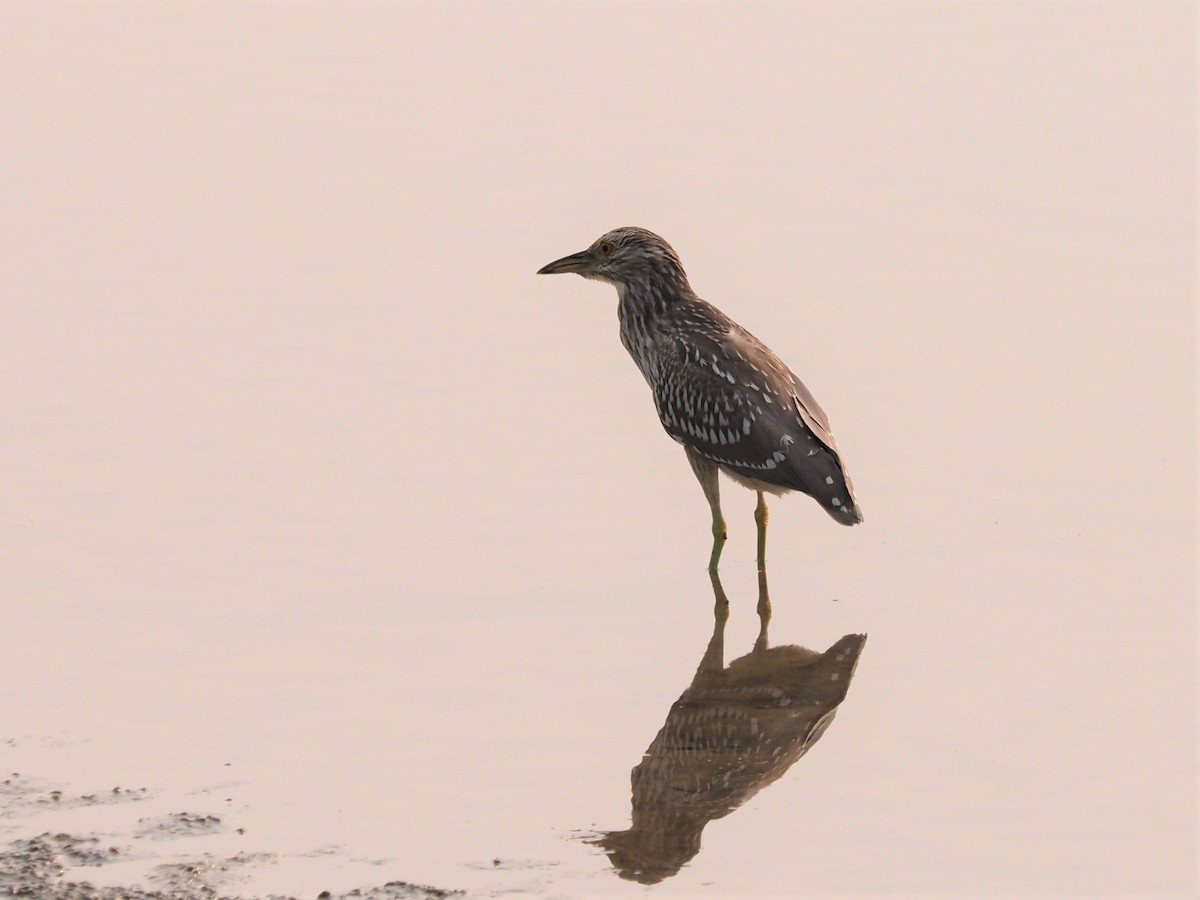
[538,227,861,571]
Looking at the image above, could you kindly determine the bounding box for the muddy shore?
[0,774,459,900]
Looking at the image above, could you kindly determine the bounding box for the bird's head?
[537,227,690,293]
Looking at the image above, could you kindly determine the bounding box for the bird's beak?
[537,249,594,275]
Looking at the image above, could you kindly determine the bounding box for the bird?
[537,227,861,571]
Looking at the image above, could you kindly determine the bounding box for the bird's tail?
[832,480,864,525]
[793,450,863,526]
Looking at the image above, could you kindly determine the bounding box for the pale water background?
[1,3,1195,898]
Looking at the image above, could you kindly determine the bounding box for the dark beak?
[537,249,594,275]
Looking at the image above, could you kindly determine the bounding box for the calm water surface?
[1,3,1194,898]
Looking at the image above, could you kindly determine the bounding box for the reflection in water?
[590,569,866,884]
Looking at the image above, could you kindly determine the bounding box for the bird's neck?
[614,274,694,320]
[616,277,696,384]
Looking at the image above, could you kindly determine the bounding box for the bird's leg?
[685,448,726,572]
[707,503,727,573]
[754,491,769,571]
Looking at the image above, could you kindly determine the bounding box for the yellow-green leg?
[685,448,726,572]
[754,490,769,571]
[707,511,727,573]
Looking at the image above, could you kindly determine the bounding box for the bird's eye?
[598,241,614,257]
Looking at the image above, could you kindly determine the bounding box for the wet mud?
[0,774,459,900]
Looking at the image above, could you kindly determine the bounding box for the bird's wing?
[651,324,861,522]
[651,332,829,485]
[719,326,842,455]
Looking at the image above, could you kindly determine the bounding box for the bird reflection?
[589,568,866,884]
